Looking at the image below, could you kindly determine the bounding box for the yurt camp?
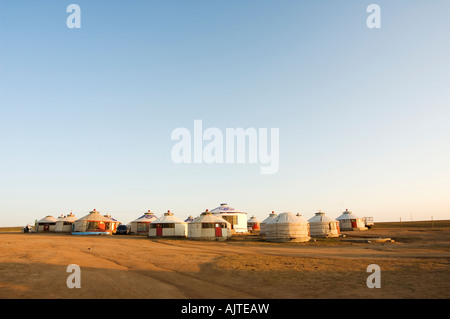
[265,212,310,243]
[247,215,260,232]
[148,210,187,238]
[130,210,158,235]
[308,211,340,238]
[36,215,57,232]
[336,209,367,231]
[260,211,277,237]
[210,203,248,233]
[72,209,113,235]
[188,209,232,241]
[55,213,77,233]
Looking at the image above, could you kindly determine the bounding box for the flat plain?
[0,221,449,299]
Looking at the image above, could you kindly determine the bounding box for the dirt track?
[0,224,449,299]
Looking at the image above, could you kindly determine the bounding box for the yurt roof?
[184,215,195,222]
[37,215,57,223]
[192,210,230,224]
[268,212,308,224]
[132,210,158,223]
[248,215,260,223]
[77,209,111,222]
[58,213,77,223]
[308,211,336,223]
[103,214,118,222]
[261,211,278,224]
[210,203,246,214]
[153,211,185,224]
[336,209,360,220]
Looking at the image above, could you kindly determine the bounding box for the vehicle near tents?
[363,217,375,229]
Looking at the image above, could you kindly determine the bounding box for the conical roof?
[308,211,336,223]
[247,215,260,223]
[58,213,77,223]
[77,209,110,222]
[103,213,118,222]
[152,210,185,224]
[261,211,277,224]
[268,212,309,224]
[132,210,158,223]
[184,215,195,222]
[37,215,57,223]
[336,209,360,220]
[192,210,230,224]
[210,203,245,214]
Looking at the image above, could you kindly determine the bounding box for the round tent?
[188,209,232,241]
[265,212,310,243]
[210,203,248,233]
[260,211,277,237]
[149,210,187,238]
[308,211,340,238]
[130,210,158,235]
[336,209,367,231]
[36,215,57,232]
[247,215,260,232]
[103,214,120,234]
[73,209,113,234]
[55,213,77,233]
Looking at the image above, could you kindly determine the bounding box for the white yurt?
[210,203,248,233]
[308,211,340,238]
[36,215,57,232]
[130,210,158,235]
[149,210,187,238]
[188,209,232,241]
[73,209,113,234]
[336,209,367,231]
[55,213,77,233]
[247,215,260,232]
[260,211,278,237]
[265,212,310,243]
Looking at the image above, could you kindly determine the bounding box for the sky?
[1,0,449,226]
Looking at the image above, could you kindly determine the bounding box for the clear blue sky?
[1,0,449,226]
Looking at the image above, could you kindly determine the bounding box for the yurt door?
[43,225,49,232]
[215,224,222,237]
[351,220,357,228]
[156,225,163,236]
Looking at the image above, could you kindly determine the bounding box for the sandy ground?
[0,224,449,299]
